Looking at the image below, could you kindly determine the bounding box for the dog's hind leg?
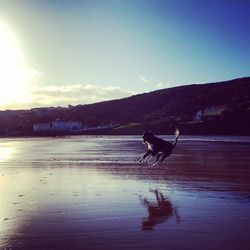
[160,153,170,163]
[150,153,162,165]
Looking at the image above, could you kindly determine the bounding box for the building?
[33,123,51,132]
[33,121,82,133]
[194,110,203,122]
[203,105,225,117]
[51,121,82,132]
[194,105,226,122]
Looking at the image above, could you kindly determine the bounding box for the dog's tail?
[172,127,179,148]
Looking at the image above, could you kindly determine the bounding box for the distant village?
[0,104,230,137]
[0,107,121,136]
[33,119,119,134]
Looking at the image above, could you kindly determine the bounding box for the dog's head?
[142,130,153,144]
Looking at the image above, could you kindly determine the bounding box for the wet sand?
[0,136,250,249]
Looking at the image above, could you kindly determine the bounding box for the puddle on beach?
[0,136,250,249]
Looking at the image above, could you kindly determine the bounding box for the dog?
[139,128,179,165]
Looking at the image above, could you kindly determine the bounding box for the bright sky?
[0,0,249,110]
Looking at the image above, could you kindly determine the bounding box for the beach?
[0,136,250,250]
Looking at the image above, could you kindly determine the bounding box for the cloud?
[139,75,170,90]
[156,82,163,88]
[25,67,43,79]
[157,81,171,89]
[29,83,134,107]
[139,75,151,84]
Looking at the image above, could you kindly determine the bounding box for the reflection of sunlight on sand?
[0,168,46,247]
[0,147,13,161]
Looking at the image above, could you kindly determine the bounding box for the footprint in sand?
[3,218,11,221]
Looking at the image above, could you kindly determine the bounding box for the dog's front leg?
[139,150,152,163]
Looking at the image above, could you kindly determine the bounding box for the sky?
[0,0,249,110]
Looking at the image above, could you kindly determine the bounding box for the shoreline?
[1,134,250,144]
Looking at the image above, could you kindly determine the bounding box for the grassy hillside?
[1,77,250,135]
[68,77,250,134]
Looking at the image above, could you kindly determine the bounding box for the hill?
[1,77,250,135]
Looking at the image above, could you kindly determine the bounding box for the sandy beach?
[0,136,250,249]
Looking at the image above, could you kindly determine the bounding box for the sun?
[0,21,29,108]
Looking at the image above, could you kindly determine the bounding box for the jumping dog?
[139,128,179,165]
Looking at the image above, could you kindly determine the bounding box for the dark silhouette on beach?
[140,189,180,230]
[139,128,179,165]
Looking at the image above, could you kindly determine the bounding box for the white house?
[194,105,226,122]
[194,110,203,122]
[51,121,82,131]
[33,121,82,133]
[33,123,51,132]
[203,105,225,116]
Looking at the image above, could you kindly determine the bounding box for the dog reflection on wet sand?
[140,189,180,230]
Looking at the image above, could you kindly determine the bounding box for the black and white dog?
[139,128,179,165]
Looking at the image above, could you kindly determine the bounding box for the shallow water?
[0,136,250,249]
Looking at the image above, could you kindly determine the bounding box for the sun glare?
[0,21,30,108]
[0,147,13,162]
